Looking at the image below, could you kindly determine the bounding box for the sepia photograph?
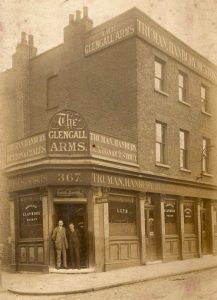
[0,0,217,299]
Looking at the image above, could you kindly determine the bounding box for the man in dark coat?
[52,220,68,269]
[68,223,80,269]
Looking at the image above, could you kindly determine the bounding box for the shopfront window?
[109,195,136,236]
[164,200,177,235]
[184,203,195,234]
[19,195,43,239]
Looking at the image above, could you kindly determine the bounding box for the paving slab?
[2,255,217,296]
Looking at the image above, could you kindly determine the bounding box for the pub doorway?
[144,196,160,261]
[54,203,88,268]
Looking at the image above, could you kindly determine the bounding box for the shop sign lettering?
[90,131,137,166]
[184,205,194,223]
[85,13,217,83]
[137,18,217,84]
[95,197,108,204]
[56,187,86,198]
[109,201,136,223]
[85,19,135,55]
[164,202,176,223]
[57,172,82,183]
[92,173,147,190]
[20,196,42,225]
[6,133,46,165]
[117,208,128,214]
[47,110,89,156]
[8,174,48,191]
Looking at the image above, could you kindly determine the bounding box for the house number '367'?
[57,173,81,183]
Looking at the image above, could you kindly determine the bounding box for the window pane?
[156,123,162,142]
[179,87,183,101]
[155,61,162,78]
[156,143,161,162]
[180,131,185,149]
[109,196,137,236]
[180,149,184,168]
[154,78,161,90]
[201,86,206,99]
[203,138,207,150]
[164,201,177,235]
[184,203,195,234]
[179,73,184,87]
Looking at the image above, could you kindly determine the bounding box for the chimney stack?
[28,34,34,47]
[76,10,81,22]
[21,32,27,45]
[83,6,88,18]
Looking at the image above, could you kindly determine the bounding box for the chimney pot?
[76,10,81,21]
[21,32,27,44]
[69,14,74,24]
[83,6,88,18]
[28,35,34,47]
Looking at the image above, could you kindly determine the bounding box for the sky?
[0,0,217,72]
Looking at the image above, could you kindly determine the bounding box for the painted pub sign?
[47,110,89,157]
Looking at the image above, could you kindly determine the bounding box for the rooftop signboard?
[85,9,217,84]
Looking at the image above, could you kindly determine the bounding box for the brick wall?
[0,70,16,268]
[29,38,137,143]
[136,38,217,184]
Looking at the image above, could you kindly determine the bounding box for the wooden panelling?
[165,237,180,260]
[110,244,119,260]
[183,236,198,258]
[130,243,139,259]
[145,237,158,261]
[120,244,129,260]
[109,238,140,264]
[18,243,44,264]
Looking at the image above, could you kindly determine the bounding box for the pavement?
[1,255,217,296]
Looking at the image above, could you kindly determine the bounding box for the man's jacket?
[52,226,68,250]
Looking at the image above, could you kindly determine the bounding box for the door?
[55,203,88,268]
[145,205,159,261]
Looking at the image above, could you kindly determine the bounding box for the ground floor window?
[184,202,195,234]
[164,199,177,235]
[19,194,43,239]
[109,194,137,236]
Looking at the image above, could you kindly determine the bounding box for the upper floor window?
[179,130,188,169]
[154,59,164,91]
[156,121,166,164]
[178,72,187,102]
[201,85,209,113]
[202,137,210,173]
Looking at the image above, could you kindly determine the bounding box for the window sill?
[202,172,213,177]
[180,168,192,173]
[154,89,169,97]
[178,100,191,107]
[156,162,171,169]
[201,110,212,117]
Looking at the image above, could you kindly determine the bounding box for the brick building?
[1,7,217,272]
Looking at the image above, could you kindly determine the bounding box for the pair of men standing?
[52,220,80,269]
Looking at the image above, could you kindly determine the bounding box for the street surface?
[1,268,217,300]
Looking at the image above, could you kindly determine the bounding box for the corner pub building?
[1,6,217,273]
